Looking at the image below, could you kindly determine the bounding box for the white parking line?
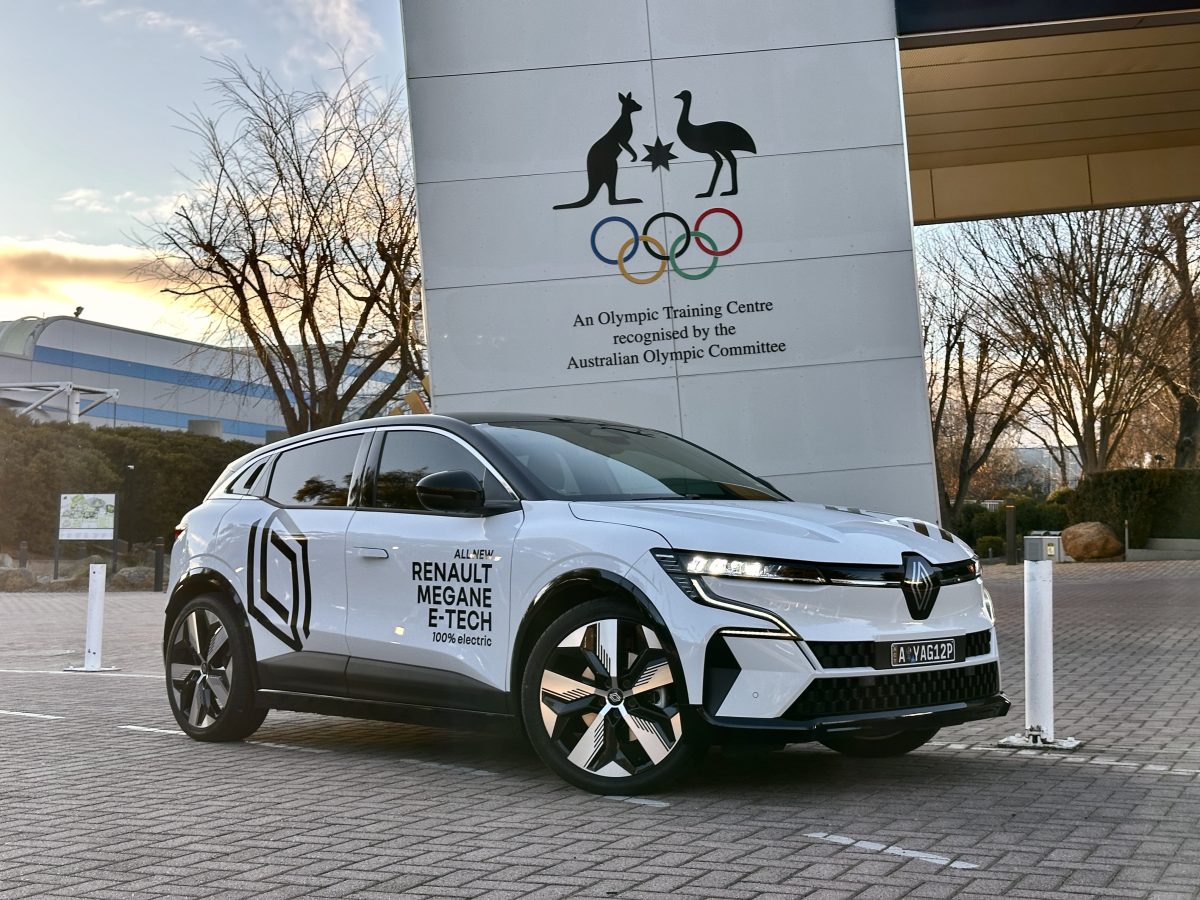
[603,795,671,808]
[805,831,978,870]
[936,742,1200,780]
[246,740,328,754]
[0,709,63,720]
[0,668,159,679]
[118,725,184,735]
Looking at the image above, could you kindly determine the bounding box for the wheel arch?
[164,567,251,652]
[509,567,672,701]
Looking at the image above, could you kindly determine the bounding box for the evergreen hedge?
[1067,469,1200,548]
[0,410,253,556]
[954,497,1069,551]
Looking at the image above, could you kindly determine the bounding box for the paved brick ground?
[1,560,1198,898]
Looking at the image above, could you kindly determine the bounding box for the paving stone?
[1,564,1199,898]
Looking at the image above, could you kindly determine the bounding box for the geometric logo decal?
[900,553,940,621]
[245,510,312,651]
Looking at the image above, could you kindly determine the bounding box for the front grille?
[807,630,993,669]
[785,662,1000,719]
[964,629,992,657]
[807,640,874,669]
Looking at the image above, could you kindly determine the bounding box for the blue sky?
[0,0,406,339]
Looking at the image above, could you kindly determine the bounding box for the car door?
[344,426,522,713]
[228,431,367,695]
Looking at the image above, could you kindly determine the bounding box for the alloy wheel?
[537,617,683,777]
[168,608,234,729]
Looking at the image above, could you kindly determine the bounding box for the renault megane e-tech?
[165,413,1008,793]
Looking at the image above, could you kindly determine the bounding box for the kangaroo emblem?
[554,92,643,209]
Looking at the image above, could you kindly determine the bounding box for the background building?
[399,0,1200,521]
[0,316,285,442]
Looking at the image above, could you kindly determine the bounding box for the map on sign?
[59,493,116,541]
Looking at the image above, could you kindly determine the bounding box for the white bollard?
[1000,534,1080,750]
[84,564,106,670]
[66,564,119,673]
[1024,559,1055,741]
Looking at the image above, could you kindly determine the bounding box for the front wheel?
[520,598,701,794]
[165,594,266,742]
[818,727,938,758]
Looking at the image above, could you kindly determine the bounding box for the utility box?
[1025,532,1060,562]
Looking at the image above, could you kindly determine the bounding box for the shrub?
[0,411,252,555]
[1067,469,1200,548]
[1046,486,1074,506]
[952,498,1068,548]
[975,535,1005,558]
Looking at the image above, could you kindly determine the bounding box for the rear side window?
[267,435,363,507]
[226,459,269,496]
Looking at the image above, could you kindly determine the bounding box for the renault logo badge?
[901,554,940,620]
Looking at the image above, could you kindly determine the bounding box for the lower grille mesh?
[786,662,1000,719]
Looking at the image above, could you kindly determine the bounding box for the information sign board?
[59,493,116,541]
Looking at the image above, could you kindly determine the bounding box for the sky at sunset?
[0,0,405,342]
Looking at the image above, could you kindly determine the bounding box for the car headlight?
[981,586,995,624]
[681,553,824,583]
[652,550,802,637]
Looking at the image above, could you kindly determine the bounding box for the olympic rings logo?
[589,208,743,285]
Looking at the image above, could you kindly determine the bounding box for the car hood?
[568,500,973,565]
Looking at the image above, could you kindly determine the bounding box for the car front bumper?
[699,691,1011,743]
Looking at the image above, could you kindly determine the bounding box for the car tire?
[818,727,938,758]
[520,598,702,794]
[165,594,267,742]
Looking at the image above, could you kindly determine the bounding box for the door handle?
[354,547,390,559]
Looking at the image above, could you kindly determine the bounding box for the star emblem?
[642,137,677,172]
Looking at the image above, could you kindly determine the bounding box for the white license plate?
[890,638,958,667]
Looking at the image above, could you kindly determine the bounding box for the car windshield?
[476,421,786,502]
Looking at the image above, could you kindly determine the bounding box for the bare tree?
[952,209,1173,476]
[146,58,424,434]
[1141,203,1200,467]
[918,229,1036,528]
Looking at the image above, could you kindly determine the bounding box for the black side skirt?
[255,650,513,726]
[256,689,515,733]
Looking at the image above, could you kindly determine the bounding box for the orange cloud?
[0,238,210,341]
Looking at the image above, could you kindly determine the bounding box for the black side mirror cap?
[416,470,485,514]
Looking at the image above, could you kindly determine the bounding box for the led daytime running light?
[683,553,823,584]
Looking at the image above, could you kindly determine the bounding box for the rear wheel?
[818,727,938,758]
[165,594,266,742]
[521,598,701,794]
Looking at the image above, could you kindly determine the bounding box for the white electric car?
[165,413,1008,793]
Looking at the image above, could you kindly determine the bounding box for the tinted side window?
[375,431,491,511]
[226,459,268,496]
[267,435,362,507]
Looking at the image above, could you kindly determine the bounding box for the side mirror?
[416,470,484,514]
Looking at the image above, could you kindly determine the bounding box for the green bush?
[952,497,1068,548]
[0,410,252,555]
[1046,486,1074,506]
[975,535,1005,558]
[1068,469,1200,548]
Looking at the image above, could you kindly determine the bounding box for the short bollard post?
[18,541,28,569]
[65,565,120,673]
[153,537,165,592]
[1004,503,1017,565]
[1000,535,1080,750]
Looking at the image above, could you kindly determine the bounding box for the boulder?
[0,567,36,592]
[110,566,155,591]
[1061,522,1123,560]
